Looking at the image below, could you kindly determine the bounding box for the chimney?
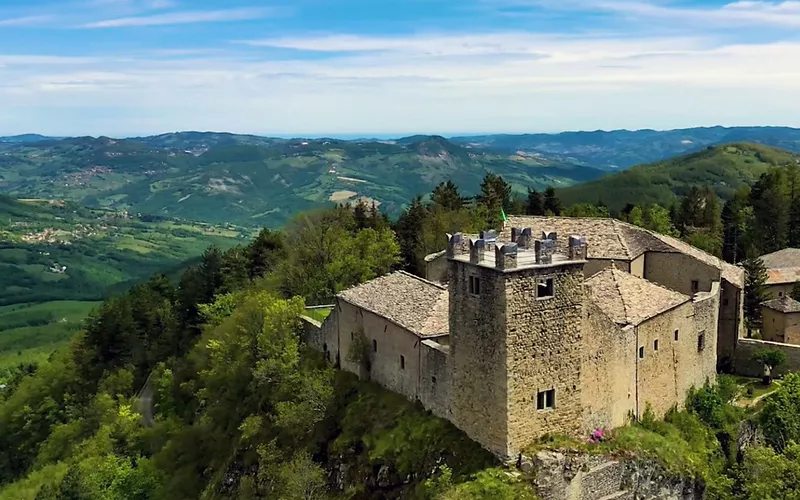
[446,233,466,258]
[470,238,487,264]
[568,235,588,260]
[517,228,534,249]
[495,243,518,270]
[535,238,556,264]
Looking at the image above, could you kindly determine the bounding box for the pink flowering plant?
[587,428,607,444]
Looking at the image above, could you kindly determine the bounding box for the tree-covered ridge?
[557,143,799,212]
[0,135,602,228]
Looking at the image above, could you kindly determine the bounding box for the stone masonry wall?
[630,253,645,278]
[525,451,704,500]
[636,288,718,419]
[505,262,586,456]
[644,252,720,296]
[581,303,636,433]
[336,300,421,401]
[449,260,509,457]
[766,283,794,300]
[762,307,787,343]
[718,280,743,364]
[734,338,800,377]
[419,340,451,420]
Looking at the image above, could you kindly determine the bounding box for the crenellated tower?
[447,229,588,458]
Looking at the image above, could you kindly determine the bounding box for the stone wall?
[718,280,743,364]
[584,258,629,279]
[449,260,509,457]
[419,339,451,420]
[644,252,720,296]
[505,262,586,456]
[630,253,645,278]
[424,251,449,284]
[524,451,704,500]
[762,308,800,344]
[734,338,800,377]
[581,303,636,432]
[635,287,718,418]
[336,300,421,401]
[301,307,340,365]
[766,283,794,300]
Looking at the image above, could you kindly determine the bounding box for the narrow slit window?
[638,346,645,359]
[372,339,378,353]
[654,339,659,351]
[536,389,555,410]
[469,275,481,295]
[400,355,405,370]
[697,332,706,352]
[674,329,679,341]
[537,278,554,299]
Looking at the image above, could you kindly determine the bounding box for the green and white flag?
[500,207,508,222]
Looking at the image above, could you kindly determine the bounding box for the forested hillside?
[556,143,798,212]
[3,188,800,499]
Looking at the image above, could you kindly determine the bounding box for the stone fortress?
[304,216,745,459]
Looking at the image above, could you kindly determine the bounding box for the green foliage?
[427,467,539,500]
[734,443,800,500]
[760,372,800,451]
[753,349,787,372]
[559,143,798,213]
[743,251,769,334]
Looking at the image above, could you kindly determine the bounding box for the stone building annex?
[304,216,745,459]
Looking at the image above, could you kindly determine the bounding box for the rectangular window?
[697,332,706,352]
[654,339,659,351]
[400,355,405,370]
[536,389,555,410]
[674,329,679,341]
[691,280,699,293]
[372,339,378,353]
[537,278,554,299]
[638,346,645,359]
[469,276,481,295]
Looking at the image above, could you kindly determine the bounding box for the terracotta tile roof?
[762,295,800,313]
[760,249,800,285]
[337,271,449,338]
[502,216,744,288]
[767,268,800,285]
[586,267,690,326]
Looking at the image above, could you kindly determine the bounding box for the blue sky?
[1,0,800,137]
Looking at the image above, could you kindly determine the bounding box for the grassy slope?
[0,135,603,227]
[557,143,798,212]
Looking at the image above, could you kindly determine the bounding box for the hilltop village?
[305,215,746,459]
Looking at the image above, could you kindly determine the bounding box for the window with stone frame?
[537,277,554,300]
[536,389,555,410]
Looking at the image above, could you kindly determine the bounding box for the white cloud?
[80,7,270,28]
[0,15,53,27]
[2,30,800,135]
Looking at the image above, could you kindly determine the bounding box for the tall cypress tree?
[743,248,769,336]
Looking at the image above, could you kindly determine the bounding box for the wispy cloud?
[80,7,271,28]
[0,15,53,27]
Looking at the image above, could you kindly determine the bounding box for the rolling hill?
[556,143,800,212]
[453,126,800,170]
[0,134,603,227]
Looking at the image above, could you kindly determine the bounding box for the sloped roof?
[761,248,800,269]
[503,216,744,288]
[586,267,690,326]
[337,271,449,338]
[762,295,800,314]
[760,249,800,285]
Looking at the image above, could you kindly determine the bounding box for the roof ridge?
[611,219,633,259]
[609,267,633,324]
[395,270,449,290]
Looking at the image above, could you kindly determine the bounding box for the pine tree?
[743,249,769,336]
[543,187,562,216]
[526,188,544,215]
[431,181,464,212]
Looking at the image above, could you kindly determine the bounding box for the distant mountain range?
[0,134,600,227]
[2,126,800,226]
